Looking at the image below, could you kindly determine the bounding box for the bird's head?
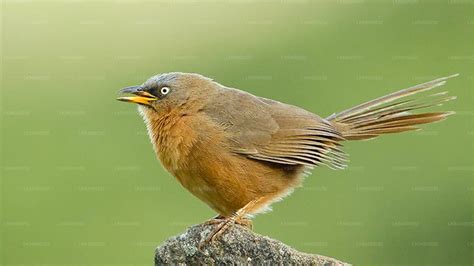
[117,72,216,113]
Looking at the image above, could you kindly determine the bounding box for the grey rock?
[155,223,351,265]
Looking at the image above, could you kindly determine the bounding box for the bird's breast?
[152,119,196,172]
[139,107,217,174]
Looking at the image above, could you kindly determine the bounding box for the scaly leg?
[203,215,253,229]
[202,214,225,225]
[199,198,266,248]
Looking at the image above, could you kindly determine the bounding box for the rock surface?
[155,223,351,265]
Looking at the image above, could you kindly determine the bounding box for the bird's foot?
[203,215,253,229]
[198,216,252,250]
[199,200,260,250]
[202,215,224,226]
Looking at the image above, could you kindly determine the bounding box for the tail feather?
[327,74,457,141]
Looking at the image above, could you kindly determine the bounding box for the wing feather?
[204,88,347,170]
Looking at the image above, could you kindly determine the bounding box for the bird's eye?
[160,87,170,95]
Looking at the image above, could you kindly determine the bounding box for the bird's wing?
[204,88,347,170]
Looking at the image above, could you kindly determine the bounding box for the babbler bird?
[117,72,456,242]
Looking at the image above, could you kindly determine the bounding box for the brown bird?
[117,72,457,242]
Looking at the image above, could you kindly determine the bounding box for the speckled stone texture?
[155,223,351,265]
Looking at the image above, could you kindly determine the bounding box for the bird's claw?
[198,216,253,250]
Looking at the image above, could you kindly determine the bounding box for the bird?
[117,72,457,243]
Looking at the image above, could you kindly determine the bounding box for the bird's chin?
[138,105,153,127]
[137,105,159,123]
[137,105,152,116]
[137,103,155,113]
[136,105,159,153]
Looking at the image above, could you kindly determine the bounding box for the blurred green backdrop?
[1,0,473,265]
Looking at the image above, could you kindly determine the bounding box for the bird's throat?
[137,105,197,172]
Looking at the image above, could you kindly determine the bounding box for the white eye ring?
[160,87,170,95]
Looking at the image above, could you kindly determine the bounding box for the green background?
[1,0,473,265]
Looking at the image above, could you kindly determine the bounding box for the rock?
[155,223,351,265]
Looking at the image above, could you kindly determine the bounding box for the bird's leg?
[200,198,263,248]
[202,214,225,225]
[202,214,253,228]
[198,213,252,250]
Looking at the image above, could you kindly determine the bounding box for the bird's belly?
[171,160,250,216]
[174,170,242,216]
[171,151,303,217]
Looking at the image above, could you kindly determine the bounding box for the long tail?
[327,74,458,141]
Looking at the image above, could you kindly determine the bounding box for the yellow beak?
[117,86,158,106]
